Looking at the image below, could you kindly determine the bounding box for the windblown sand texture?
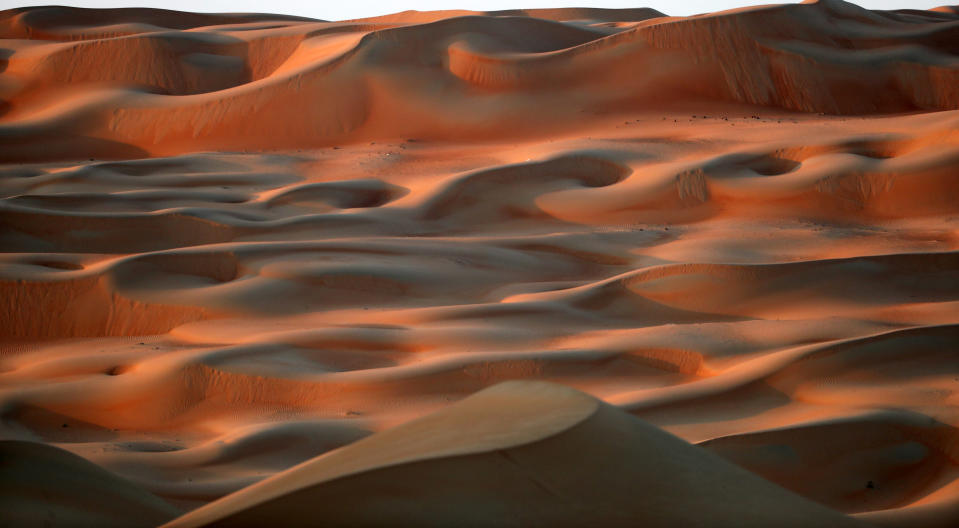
[2,0,959,526]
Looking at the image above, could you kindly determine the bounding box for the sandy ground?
[2,1,959,526]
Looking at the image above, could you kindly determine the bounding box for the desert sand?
[1,0,959,526]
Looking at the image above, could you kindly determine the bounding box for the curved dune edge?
[0,440,181,527]
[163,381,866,528]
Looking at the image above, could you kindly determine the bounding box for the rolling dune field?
[2,1,959,526]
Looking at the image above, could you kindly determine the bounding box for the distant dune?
[2,1,959,527]
[1,0,959,161]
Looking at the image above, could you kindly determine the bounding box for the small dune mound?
[375,15,607,56]
[420,154,630,225]
[151,420,373,471]
[776,135,913,163]
[0,440,180,527]
[0,207,235,253]
[8,33,250,96]
[162,381,864,528]
[0,273,214,338]
[528,269,745,325]
[437,16,611,89]
[615,252,959,319]
[5,28,311,97]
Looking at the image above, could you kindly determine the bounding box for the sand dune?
[0,440,180,527]
[3,1,959,160]
[162,381,867,527]
[2,1,959,526]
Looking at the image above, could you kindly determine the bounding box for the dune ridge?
[3,1,959,527]
[2,1,959,160]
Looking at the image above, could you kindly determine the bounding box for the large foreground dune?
[2,1,959,526]
[163,381,867,527]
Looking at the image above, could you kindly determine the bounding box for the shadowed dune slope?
[0,440,181,527]
[163,381,867,528]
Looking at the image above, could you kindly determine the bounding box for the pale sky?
[6,0,946,21]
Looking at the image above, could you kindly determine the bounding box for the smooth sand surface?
[2,0,959,526]
[162,381,868,527]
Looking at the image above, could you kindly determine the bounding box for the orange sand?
[2,1,959,526]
